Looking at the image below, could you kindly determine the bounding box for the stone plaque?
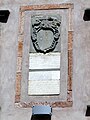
[29,53,60,69]
[28,53,60,95]
[28,80,60,95]
[28,15,61,95]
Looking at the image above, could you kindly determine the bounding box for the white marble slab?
[29,71,60,80]
[29,53,60,69]
[28,80,60,95]
[28,52,60,95]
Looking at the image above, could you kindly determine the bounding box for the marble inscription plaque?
[28,15,61,95]
[28,53,60,95]
[28,80,60,95]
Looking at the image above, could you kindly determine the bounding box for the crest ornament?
[31,15,61,54]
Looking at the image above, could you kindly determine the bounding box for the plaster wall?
[0,0,90,120]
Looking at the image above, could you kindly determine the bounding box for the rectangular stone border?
[15,3,74,108]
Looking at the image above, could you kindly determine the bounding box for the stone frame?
[15,3,74,108]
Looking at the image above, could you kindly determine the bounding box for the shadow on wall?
[0,10,10,23]
[85,105,90,116]
[83,9,90,21]
[31,115,51,120]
